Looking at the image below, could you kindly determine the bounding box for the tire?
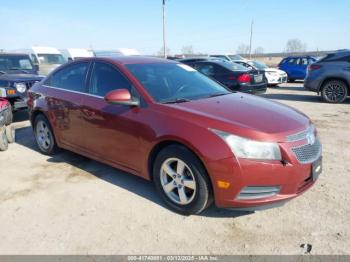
[0,128,8,151]
[153,145,213,215]
[33,114,58,155]
[321,80,348,103]
[5,125,15,143]
[5,104,13,125]
[287,76,295,83]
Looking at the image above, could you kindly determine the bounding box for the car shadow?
[13,109,29,123]
[262,93,324,103]
[14,125,252,218]
[263,93,350,104]
[271,85,306,92]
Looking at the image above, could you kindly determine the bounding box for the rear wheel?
[0,128,8,151]
[321,80,348,103]
[153,145,212,215]
[5,125,15,143]
[34,114,58,155]
[287,76,295,83]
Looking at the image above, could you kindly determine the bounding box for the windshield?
[251,61,268,70]
[126,63,231,103]
[228,55,244,60]
[0,55,34,71]
[37,54,66,64]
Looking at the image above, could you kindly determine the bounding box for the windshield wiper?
[162,98,192,104]
[204,92,231,98]
[9,68,29,73]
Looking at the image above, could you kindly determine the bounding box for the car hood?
[0,73,43,82]
[166,93,310,142]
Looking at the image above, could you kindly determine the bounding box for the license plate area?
[312,157,322,181]
[254,74,263,83]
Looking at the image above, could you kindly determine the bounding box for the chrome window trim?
[42,84,104,99]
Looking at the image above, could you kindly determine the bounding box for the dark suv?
[0,53,43,110]
[304,50,350,103]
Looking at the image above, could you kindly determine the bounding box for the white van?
[31,46,67,75]
[94,48,141,57]
[60,48,94,61]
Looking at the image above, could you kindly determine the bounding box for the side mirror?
[104,89,139,106]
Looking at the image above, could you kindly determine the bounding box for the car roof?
[0,52,30,56]
[96,56,175,65]
[284,55,316,59]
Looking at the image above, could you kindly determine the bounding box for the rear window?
[220,62,248,71]
[319,53,350,63]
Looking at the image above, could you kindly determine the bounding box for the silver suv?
[304,50,350,103]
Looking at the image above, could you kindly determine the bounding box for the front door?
[80,61,143,171]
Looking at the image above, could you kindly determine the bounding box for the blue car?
[278,56,317,82]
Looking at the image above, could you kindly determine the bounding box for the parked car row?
[26,56,322,215]
[180,58,267,94]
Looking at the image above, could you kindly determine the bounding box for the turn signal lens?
[217,181,230,189]
[7,90,16,95]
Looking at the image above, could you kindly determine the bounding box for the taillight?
[237,73,251,83]
[308,64,322,71]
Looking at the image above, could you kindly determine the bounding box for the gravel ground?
[0,83,349,255]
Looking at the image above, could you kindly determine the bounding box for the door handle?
[344,67,350,71]
[82,108,95,117]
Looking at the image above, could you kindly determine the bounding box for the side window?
[49,62,89,92]
[287,58,296,65]
[89,62,132,97]
[301,58,309,65]
[196,64,215,76]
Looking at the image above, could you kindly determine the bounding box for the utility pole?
[162,0,167,58]
[249,19,254,59]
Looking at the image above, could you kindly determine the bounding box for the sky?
[1,0,349,55]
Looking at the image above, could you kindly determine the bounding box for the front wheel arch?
[148,141,214,193]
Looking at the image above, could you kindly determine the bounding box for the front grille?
[292,138,322,164]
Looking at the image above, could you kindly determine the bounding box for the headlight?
[15,83,27,93]
[211,129,282,160]
[266,72,278,77]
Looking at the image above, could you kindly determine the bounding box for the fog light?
[217,181,230,189]
[236,186,281,200]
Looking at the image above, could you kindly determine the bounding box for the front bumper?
[0,87,28,110]
[207,139,321,210]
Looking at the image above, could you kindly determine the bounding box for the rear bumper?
[239,83,267,94]
[206,154,320,210]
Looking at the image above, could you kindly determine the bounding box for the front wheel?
[5,125,15,143]
[321,80,348,103]
[153,145,212,215]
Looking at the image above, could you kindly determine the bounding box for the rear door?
[298,57,310,79]
[44,61,90,149]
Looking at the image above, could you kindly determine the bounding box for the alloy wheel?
[35,120,52,151]
[324,82,346,102]
[160,158,197,205]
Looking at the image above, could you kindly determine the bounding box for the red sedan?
[27,57,322,215]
